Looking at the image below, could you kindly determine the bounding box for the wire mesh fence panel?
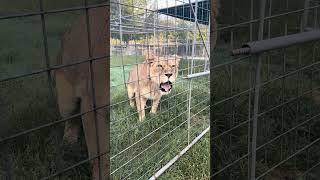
[110,0,210,179]
[2,0,320,179]
[211,0,320,179]
[0,0,110,179]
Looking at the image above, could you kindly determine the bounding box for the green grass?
[0,1,211,179]
[110,55,210,179]
[3,40,320,179]
[210,42,320,179]
[0,7,90,179]
[2,1,320,179]
[160,135,210,180]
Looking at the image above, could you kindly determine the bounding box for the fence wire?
[211,0,320,179]
[2,0,320,179]
[110,0,210,179]
[0,0,110,179]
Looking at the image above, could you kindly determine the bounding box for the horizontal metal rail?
[184,71,210,79]
[149,127,209,180]
[0,3,109,20]
[232,30,320,56]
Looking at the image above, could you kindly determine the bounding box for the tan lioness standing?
[127,54,180,121]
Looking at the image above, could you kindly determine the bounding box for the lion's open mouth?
[160,81,173,92]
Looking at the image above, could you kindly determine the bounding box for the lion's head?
[146,55,181,95]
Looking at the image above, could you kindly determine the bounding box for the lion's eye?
[172,65,176,68]
[157,65,163,68]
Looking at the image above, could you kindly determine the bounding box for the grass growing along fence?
[110,54,210,179]
[2,0,320,178]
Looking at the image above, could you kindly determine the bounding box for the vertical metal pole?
[39,0,63,173]
[247,0,254,178]
[118,0,127,88]
[153,0,156,56]
[5,153,11,180]
[186,37,190,76]
[105,3,111,177]
[83,1,109,179]
[308,2,319,174]
[146,0,152,105]
[210,0,217,178]
[188,0,192,75]
[204,1,210,72]
[229,2,235,178]
[131,0,142,118]
[187,0,198,144]
[301,0,311,32]
[145,0,149,57]
[204,11,210,72]
[267,0,272,40]
[250,0,254,42]
[191,0,198,75]
[39,0,56,107]
[264,0,272,169]
[183,0,188,76]
[166,0,169,58]
[280,0,289,164]
[187,78,192,144]
[166,0,169,119]
[294,0,309,173]
[314,1,319,29]
[85,8,103,180]
[174,0,178,117]
[248,0,266,180]
[156,0,161,113]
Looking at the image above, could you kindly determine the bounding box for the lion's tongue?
[161,83,171,91]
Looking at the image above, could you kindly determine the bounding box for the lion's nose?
[165,73,172,78]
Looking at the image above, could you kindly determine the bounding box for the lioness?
[127,54,181,121]
[55,7,109,179]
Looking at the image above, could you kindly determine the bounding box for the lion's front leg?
[135,95,147,121]
[151,97,161,114]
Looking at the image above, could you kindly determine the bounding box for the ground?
[2,2,320,179]
[110,54,210,179]
[0,14,211,179]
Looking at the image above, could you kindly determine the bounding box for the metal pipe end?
[231,47,250,56]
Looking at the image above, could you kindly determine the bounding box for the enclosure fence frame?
[147,0,211,178]
[0,1,111,179]
[218,1,320,180]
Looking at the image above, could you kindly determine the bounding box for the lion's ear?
[175,55,181,64]
[146,57,155,64]
[143,50,156,61]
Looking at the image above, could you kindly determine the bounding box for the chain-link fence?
[211,0,320,179]
[110,0,211,179]
[0,0,109,179]
[2,0,320,179]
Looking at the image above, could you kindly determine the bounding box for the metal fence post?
[301,0,311,32]
[187,0,199,144]
[187,78,192,144]
[39,0,55,98]
[83,3,109,179]
[248,0,267,179]
[210,0,218,178]
[118,0,127,89]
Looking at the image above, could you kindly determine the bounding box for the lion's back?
[127,63,148,84]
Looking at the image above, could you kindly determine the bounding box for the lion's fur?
[127,0,219,122]
[53,0,219,177]
[54,7,109,179]
[127,55,180,121]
